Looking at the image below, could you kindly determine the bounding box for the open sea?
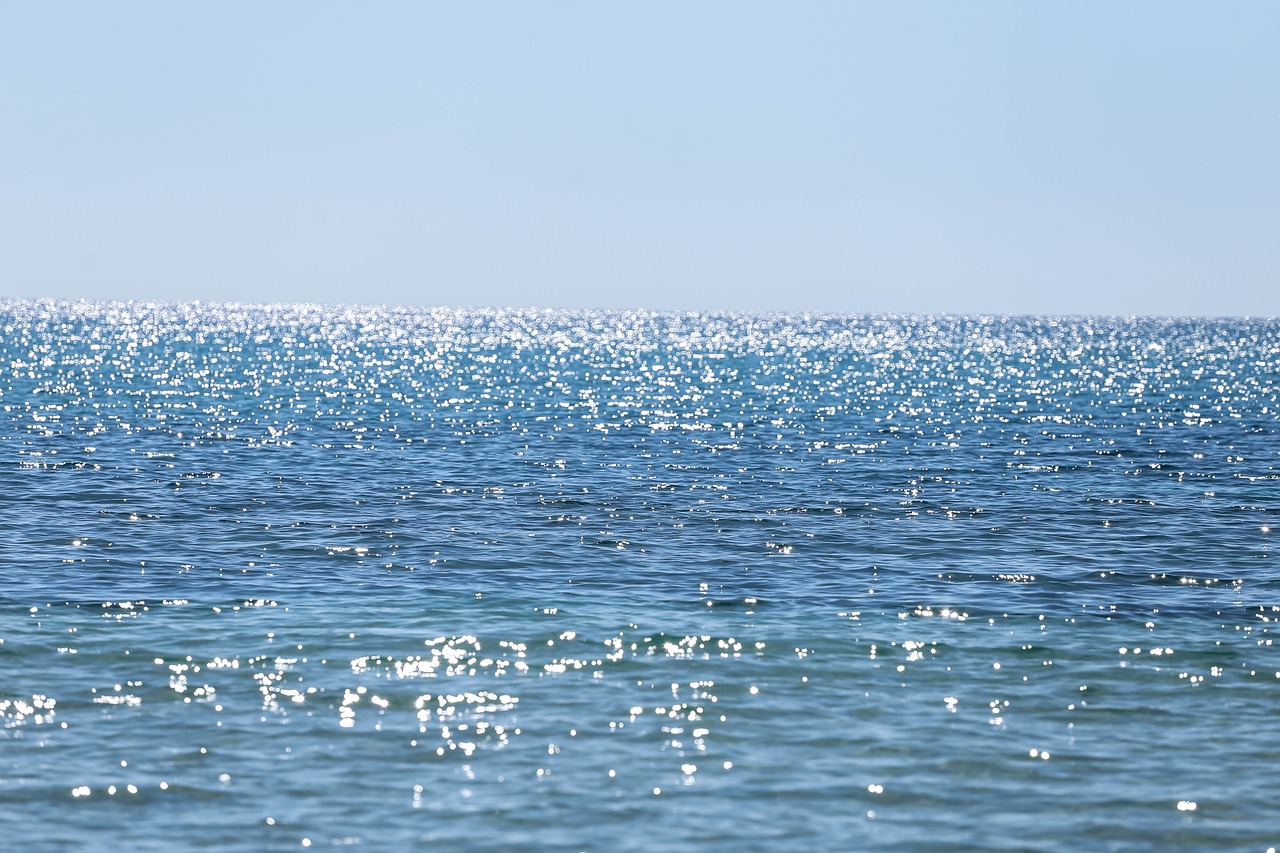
[1,300,1278,851]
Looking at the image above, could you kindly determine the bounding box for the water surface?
[2,302,1278,850]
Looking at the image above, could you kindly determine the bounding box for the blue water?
[2,301,1278,851]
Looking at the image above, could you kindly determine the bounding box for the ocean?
[1,300,1277,851]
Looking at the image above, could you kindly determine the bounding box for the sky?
[2,2,1277,317]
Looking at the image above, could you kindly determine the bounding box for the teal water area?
[1,302,1278,850]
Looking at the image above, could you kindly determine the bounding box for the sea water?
[1,301,1277,851]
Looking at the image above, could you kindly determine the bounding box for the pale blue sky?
[2,2,1277,316]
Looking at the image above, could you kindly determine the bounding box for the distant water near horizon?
[2,300,1278,851]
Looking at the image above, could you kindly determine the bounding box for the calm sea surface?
[1,301,1278,851]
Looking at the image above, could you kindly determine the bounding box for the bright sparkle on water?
[1,300,1279,850]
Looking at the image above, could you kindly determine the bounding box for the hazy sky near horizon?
[2,2,1277,317]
